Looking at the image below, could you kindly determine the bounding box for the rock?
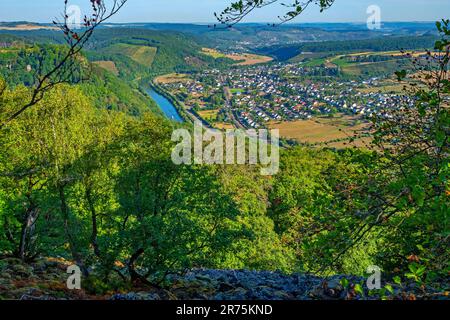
[327,278,343,289]
[1,258,444,301]
[110,291,165,300]
[110,293,136,300]
[195,274,214,282]
[218,282,235,292]
[33,259,52,273]
[0,282,14,292]
[272,290,295,300]
[324,278,345,298]
[216,287,248,300]
[248,286,274,300]
[10,263,33,277]
[138,292,161,300]
[1,273,12,280]
[2,258,22,266]
[20,294,57,301]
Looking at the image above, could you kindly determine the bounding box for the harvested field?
[214,123,236,130]
[93,61,119,75]
[197,109,219,121]
[154,73,192,84]
[202,48,273,66]
[269,115,370,148]
[0,24,57,31]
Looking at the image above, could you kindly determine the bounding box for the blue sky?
[0,0,448,23]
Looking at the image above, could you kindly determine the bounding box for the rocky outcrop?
[111,269,447,301]
[0,257,92,300]
[163,270,357,300]
[0,258,447,300]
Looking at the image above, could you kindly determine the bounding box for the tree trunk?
[85,188,101,258]
[58,184,89,277]
[127,248,146,283]
[18,206,39,261]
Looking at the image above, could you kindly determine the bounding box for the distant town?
[155,56,416,147]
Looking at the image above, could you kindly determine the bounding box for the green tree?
[218,0,336,25]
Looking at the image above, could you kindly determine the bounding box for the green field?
[104,43,158,67]
[197,109,219,121]
[292,50,412,77]
[93,60,119,76]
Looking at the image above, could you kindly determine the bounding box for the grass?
[358,81,406,93]
[303,58,327,67]
[93,61,119,76]
[290,52,330,64]
[202,48,273,66]
[293,50,414,77]
[105,43,157,67]
[154,73,191,84]
[0,24,57,31]
[197,109,220,121]
[202,48,226,59]
[268,114,369,148]
[346,50,430,58]
[344,59,410,76]
[214,122,235,130]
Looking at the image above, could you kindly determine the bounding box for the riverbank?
[149,82,216,128]
[148,82,190,123]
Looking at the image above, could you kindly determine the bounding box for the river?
[146,88,184,122]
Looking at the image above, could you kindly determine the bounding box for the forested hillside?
[88,29,234,75]
[258,35,439,61]
[0,27,238,118]
[0,43,161,116]
[0,29,234,76]
[0,7,448,300]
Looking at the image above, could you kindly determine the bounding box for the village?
[157,62,415,135]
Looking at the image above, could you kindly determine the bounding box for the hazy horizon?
[0,20,441,25]
[0,0,448,24]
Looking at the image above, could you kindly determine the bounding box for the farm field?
[346,50,430,58]
[104,43,157,67]
[293,50,414,76]
[340,60,410,76]
[0,24,57,31]
[202,48,273,66]
[358,82,406,93]
[214,122,235,130]
[154,73,192,84]
[268,114,369,148]
[93,60,119,75]
[197,109,219,121]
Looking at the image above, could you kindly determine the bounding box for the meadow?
[104,43,158,67]
[268,114,369,148]
[202,48,273,66]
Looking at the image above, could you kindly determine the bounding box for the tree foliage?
[0,0,447,296]
[0,0,127,128]
[217,0,336,26]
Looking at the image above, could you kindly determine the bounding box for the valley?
[145,87,184,122]
[153,52,413,147]
[0,12,448,303]
[202,48,273,66]
[0,23,439,149]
